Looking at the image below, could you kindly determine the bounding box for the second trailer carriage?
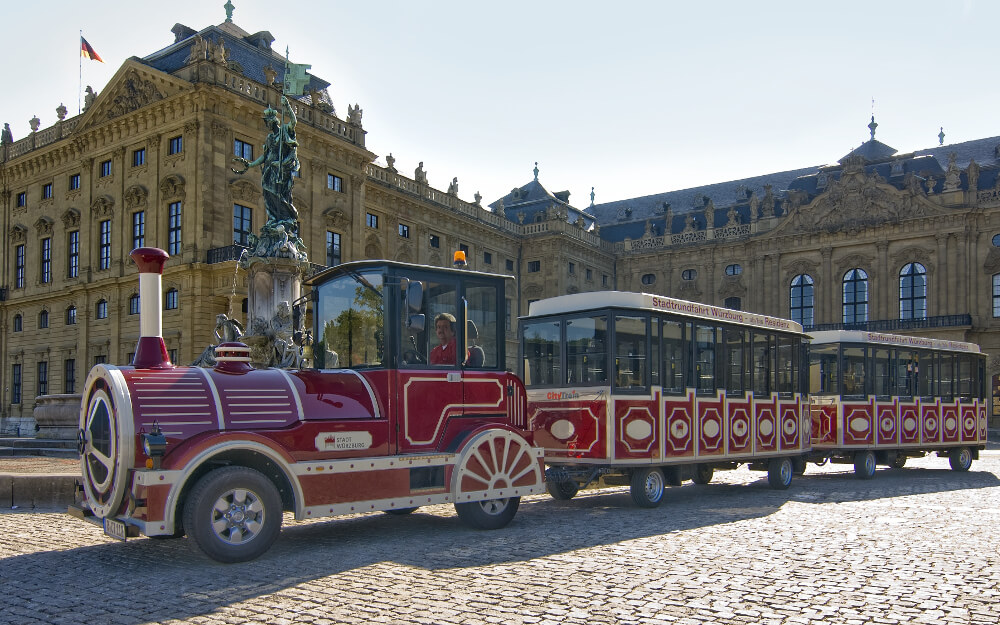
[520,291,812,507]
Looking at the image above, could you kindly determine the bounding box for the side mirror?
[407,314,425,333]
[405,281,424,313]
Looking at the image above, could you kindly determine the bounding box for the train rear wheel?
[546,478,579,500]
[891,453,907,469]
[792,457,807,476]
[853,451,876,479]
[691,465,714,485]
[630,468,666,508]
[767,457,793,490]
[949,446,972,472]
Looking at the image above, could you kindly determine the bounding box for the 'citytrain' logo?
[547,390,581,400]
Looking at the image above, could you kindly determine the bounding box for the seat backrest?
[467,345,485,367]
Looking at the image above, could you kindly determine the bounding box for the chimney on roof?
[553,191,570,203]
[172,23,197,43]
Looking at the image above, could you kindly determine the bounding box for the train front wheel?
[546,478,579,500]
[854,451,877,479]
[630,468,666,508]
[949,447,972,472]
[691,465,714,485]
[767,457,793,490]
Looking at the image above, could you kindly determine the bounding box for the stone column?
[821,246,833,325]
[935,233,948,316]
[876,240,889,320]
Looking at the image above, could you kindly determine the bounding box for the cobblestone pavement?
[2,453,999,625]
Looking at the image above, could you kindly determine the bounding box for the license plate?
[103,517,128,541]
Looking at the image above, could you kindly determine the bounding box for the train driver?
[430,313,457,365]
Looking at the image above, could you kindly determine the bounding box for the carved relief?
[323,207,351,229]
[523,284,544,300]
[61,208,81,229]
[124,185,148,209]
[91,196,115,218]
[364,233,382,259]
[783,259,819,287]
[106,71,164,120]
[160,175,186,201]
[890,246,934,272]
[718,275,747,299]
[834,253,874,278]
[983,247,1000,273]
[9,224,27,244]
[676,279,702,300]
[229,178,258,204]
[211,120,230,139]
[34,216,54,236]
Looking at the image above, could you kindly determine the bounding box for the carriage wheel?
[452,429,541,529]
[546,478,580,500]
[767,457,793,490]
[853,450,877,480]
[949,446,972,472]
[691,464,714,485]
[630,467,666,508]
[891,453,907,469]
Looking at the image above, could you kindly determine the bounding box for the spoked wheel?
[452,429,542,530]
[183,466,282,563]
[891,453,907,469]
[455,497,520,529]
[691,464,714,485]
[767,457,793,490]
[546,478,580,500]
[949,446,972,472]
[630,467,666,508]
[853,450,877,480]
[383,507,419,515]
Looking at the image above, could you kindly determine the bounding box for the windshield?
[314,270,385,369]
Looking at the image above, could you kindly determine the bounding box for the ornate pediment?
[75,61,187,132]
[124,185,148,209]
[784,259,819,282]
[61,208,81,229]
[34,216,54,236]
[394,244,414,264]
[718,275,746,299]
[229,178,259,204]
[364,233,382,259]
[675,279,702,300]
[160,175,186,201]
[834,253,875,278]
[9,223,27,244]
[890,245,934,272]
[776,169,945,236]
[91,196,115,218]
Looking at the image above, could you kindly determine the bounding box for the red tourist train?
[71,249,544,562]
[520,291,812,506]
[807,330,988,477]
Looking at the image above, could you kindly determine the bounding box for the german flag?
[81,37,104,63]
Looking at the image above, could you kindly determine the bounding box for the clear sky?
[2,0,997,209]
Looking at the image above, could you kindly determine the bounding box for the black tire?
[792,457,807,476]
[182,466,283,563]
[383,507,419,515]
[546,478,580,500]
[891,453,907,469]
[854,450,876,480]
[630,467,666,508]
[691,464,714,485]
[662,466,683,487]
[949,446,972,472]
[455,497,520,530]
[767,457,793,490]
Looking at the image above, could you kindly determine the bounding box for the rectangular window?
[69,174,80,191]
[326,231,341,266]
[15,244,25,289]
[586,268,593,281]
[506,259,514,272]
[65,359,75,394]
[614,315,647,391]
[132,211,145,250]
[872,347,891,399]
[100,159,112,177]
[566,315,609,386]
[169,349,178,364]
[460,244,470,256]
[521,320,562,387]
[42,183,53,199]
[233,204,252,246]
[662,320,687,395]
[168,135,183,155]
[724,327,748,394]
[68,231,80,278]
[234,138,254,160]
[528,260,540,273]
[40,237,51,283]
[37,361,48,396]
[327,174,343,192]
[366,213,378,229]
[429,234,440,248]
[132,148,146,167]
[752,333,773,397]
[16,192,26,207]
[568,262,575,274]
[94,355,106,366]
[993,274,1000,317]
[168,202,182,255]
[505,298,512,332]
[693,325,718,396]
[602,274,609,287]
[398,223,410,238]
[484,252,492,265]
[842,345,867,398]
[11,364,21,404]
[99,220,112,270]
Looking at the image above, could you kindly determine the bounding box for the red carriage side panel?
[754,395,779,453]
[613,393,660,460]
[920,402,940,445]
[527,391,607,460]
[727,393,753,454]
[875,399,898,446]
[899,401,920,445]
[778,398,801,451]
[940,402,961,443]
[663,391,695,458]
[841,401,874,446]
[960,404,979,442]
[696,393,726,457]
[810,403,838,447]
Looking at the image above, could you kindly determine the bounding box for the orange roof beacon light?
[453,250,467,268]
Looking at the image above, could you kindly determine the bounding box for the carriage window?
[871,347,891,399]
[958,354,973,401]
[566,315,608,386]
[662,320,686,395]
[465,283,499,368]
[614,315,648,391]
[809,343,839,395]
[752,333,773,397]
[775,336,796,397]
[895,349,916,398]
[723,327,748,394]
[917,352,935,399]
[522,320,561,387]
[315,270,385,369]
[650,320,660,388]
[693,325,718,396]
[842,346,866,398]
[939,353,955,400]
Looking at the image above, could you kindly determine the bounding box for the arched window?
[724,296,741,310]
[681,269,697,281]
[39,309,49,329]
[165,288,178,310]
[725,264,742,276]
[129,293,140,315]
[641,273,656,286]
[899,263,927,320]
[65,306,76,325]
[843,269,868,324]
[96,299,108,319]
[790,274,814,327]
[13,314,22,332]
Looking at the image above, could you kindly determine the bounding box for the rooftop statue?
[232,95,300,226]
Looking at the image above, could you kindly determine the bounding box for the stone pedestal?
[243,255,308,368]
[33,394,84,440]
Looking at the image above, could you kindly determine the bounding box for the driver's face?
[435,319,454,344]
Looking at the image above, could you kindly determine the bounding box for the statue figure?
[385,153,396,173]
[347,103,363,127]
[84,86,97,111]
[415,161,427,184]
[186,35,207,63]
[210,38,229,64]
[590,187,595,206]
[215,313,245,342]
[447,177,458,195]
[1,123,12,145]
[262,64,277,86]
[474,191,482,205]
[232,95,300,225]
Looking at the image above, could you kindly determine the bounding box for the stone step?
[0,446,79,459]
[0,437,78,450]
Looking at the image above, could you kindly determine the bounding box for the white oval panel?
[733,419,748,437]
[926,418,937,430]
[549,419,575,440]
[903,416,917,432]
[671,419,689,439]
[880,417,894,431]
[783,417,796,435]
[945,417,957,431]
[759,419,773,437]
[702,419,720,438]
[964,416,976,430]
[849,416,869,433]
[625,419,653,441]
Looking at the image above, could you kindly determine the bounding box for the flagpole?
[79,31,83,114]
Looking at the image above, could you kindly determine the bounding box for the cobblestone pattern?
[2,453,999,625]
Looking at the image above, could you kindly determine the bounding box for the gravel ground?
[0,456,80,475]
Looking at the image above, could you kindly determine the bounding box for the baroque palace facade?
[1,15,999,430]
